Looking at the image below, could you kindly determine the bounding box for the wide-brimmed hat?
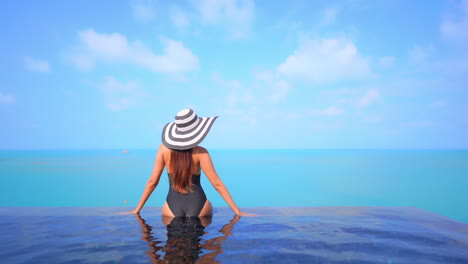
[161,108,218,150]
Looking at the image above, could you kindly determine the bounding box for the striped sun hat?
[161,108,218,150]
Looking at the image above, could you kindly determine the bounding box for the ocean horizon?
[1,148,467,223]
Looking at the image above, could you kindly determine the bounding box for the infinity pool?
[1,206,467,263]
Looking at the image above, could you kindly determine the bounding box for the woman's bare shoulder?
[193,146,209,155]
[158,144,172,159]
[159,143,170,152]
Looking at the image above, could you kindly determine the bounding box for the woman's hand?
[117,209,140,215]
[236,211,259,217]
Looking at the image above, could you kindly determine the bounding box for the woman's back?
[164,145,208,217]
[163,145,203,176]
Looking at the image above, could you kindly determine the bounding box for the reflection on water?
[0,207,467,263]
[134,213,240,263]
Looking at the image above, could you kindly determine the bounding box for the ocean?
[1,149,467,222]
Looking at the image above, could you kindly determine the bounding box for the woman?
[122,108,253,217]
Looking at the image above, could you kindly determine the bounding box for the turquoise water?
[1,207,467,263]
[0,149,467,223]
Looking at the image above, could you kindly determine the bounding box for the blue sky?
[1,0,467,149]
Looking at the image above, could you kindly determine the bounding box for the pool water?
[1,206,467,263]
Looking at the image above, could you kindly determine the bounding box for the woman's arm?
[132,144,166,213]
[199,148,243,215]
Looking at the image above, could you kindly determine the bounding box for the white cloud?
[277,38,370,83]
[79,30,129,59]
[195,0,255,39]
[131,0,156,22]
[309,106,344,116]
[212,72,243,90]
[440,0,468,43]
[100,76,148,111]
[211,72,258,124]
[0,92,15,104]
[379,56,394,69]
[171,5,190,28]
[356,89,379,107]
[142,37,199,73]
[252,69,291,102]
[69,29,199,73]
[24,56,50,73]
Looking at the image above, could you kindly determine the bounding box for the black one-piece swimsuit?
[166,173,207,217]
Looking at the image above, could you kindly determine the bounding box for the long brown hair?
[169,148,194,194]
